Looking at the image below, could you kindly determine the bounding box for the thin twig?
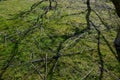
[81,68,94,80]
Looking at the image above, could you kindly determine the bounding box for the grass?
[0,0,39,17]
[0,0,120,80]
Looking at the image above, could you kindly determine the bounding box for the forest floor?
[0,0,120,80]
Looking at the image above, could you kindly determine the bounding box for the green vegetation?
[0,0,120,80]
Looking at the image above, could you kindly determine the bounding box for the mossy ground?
[0,0,120,80]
